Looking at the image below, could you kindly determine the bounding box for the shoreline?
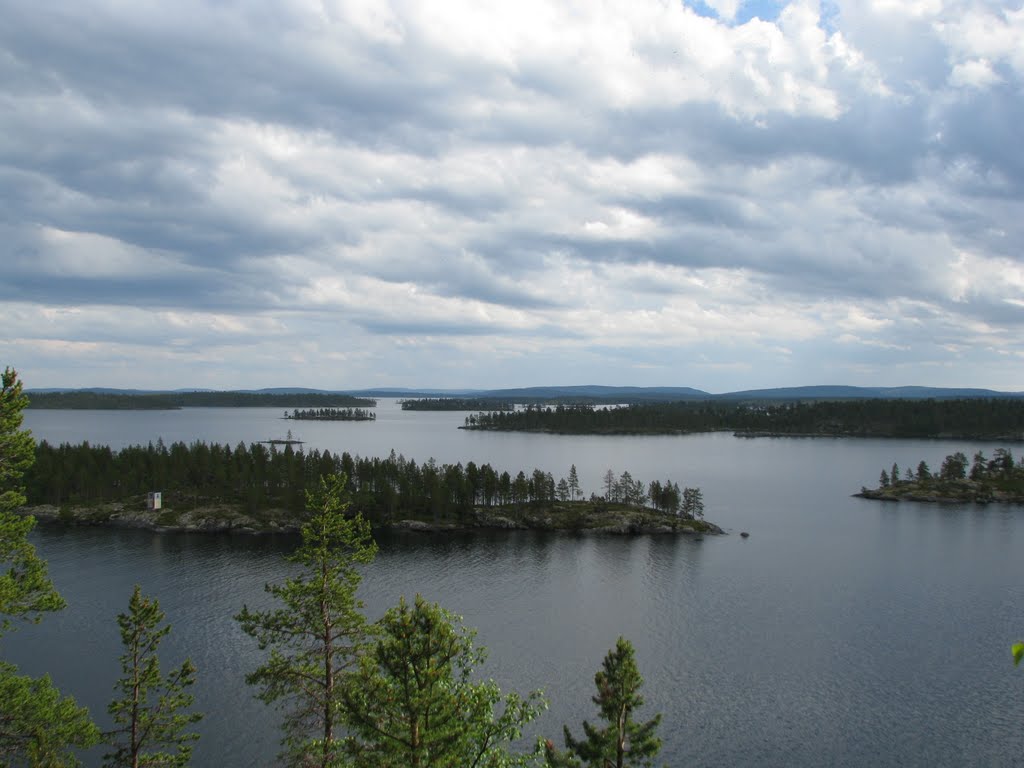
[18,502,724,537]
[854,485,1024,505]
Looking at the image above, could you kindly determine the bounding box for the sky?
[2,0,1023,393]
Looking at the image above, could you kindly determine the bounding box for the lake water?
[7,402,1024,766]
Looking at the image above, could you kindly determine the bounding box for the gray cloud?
[1,0,1023,390]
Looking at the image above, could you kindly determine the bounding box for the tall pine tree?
[545,637,661,768]
[235,473,377,768]
[105,585,202,768]
[0,367,97,765]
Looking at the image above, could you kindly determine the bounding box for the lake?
[7,401,1024,766]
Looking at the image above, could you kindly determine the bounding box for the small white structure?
[147,492,162,510]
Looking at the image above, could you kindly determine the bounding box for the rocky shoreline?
[854,486,1024,504]
[18,502,724,537]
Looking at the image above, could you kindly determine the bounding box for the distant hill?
[25,383,1024,405]
[476,385,712,401]
[716,385,1024,401]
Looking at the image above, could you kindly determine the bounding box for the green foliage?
[1013,642,1023,667]
[545,638,661,768]
[105,586,201,768]
[0,368,96,765]
[0,662,99,767]
[343,595,546,768]
[235,474,377,768]
[0,368,65,634]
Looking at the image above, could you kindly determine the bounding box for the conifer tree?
[0,367,64,630]
[568,465,580,501]
[105,585,202,768]
[0,367,97,764]
[545,637,661,768]
[235,473,377,768]
[343,595,545,768]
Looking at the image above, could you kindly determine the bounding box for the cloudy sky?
[2,0,1023,392]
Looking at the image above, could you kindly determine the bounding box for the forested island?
[857,448,1024,503]
[19,439,718,536]
[401,397,514,411]
[26,391,376,410]
[285,407,376,421]
[463,399,1024,439]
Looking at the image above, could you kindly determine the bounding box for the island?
[19,440,721,536]
[856,448,1024,503]
[462,399,1024,439]
[284,407,376,421]
[400,398,515,411]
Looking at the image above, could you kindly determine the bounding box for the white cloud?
[1,0,1023,390]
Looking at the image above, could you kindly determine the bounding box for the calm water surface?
[7,403,1024,766]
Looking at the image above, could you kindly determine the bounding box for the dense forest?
[284,408,376,421]
[861,448,1024,502]
[464,399,1024,439]
[24,440,703,523]
[26,391,376,410]
[400,398,514,411]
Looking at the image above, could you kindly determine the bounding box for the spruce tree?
[545,637,661,768]
[235,473,377,768]
[105,586,202,768]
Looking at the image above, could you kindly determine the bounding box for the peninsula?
[21,439,720,536]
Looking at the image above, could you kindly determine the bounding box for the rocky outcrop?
[19,501,724,537]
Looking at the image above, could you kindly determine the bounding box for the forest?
[25,391,376,410]
[24,439,703,523]
[401,397,515,411]
[464,398,1024,439]
[284,407,376,421]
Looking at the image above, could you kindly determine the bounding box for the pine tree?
[681,487,704,519]
[0,367,98,764]
[545,637,661,768]
[0,367,65,630]
[105,586,202,768]
[343,595,545,768]
[235,473,377,768]
[568,465,580,501]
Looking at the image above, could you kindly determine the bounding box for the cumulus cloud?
[0,0,1022,391]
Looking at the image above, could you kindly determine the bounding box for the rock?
[740,531,750,538]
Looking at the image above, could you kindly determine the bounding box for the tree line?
[401,398,515,411]
[873,448,1024,497]
[464,398,1024,439]
[284,408,376,421]
[26,391,376,410]
[3,367,666,767]
[25,441,704,522]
